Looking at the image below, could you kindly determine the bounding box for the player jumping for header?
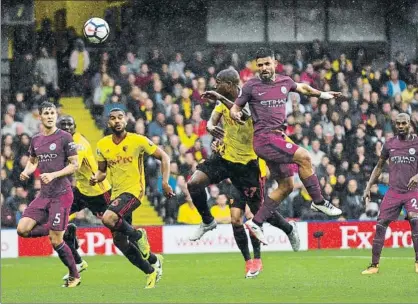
[17,102,80,287]
[188,68,300,278]
[362,113,418,274]
[90,108,174,288]
[230,47,342,244]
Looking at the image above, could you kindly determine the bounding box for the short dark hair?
[216,68,240,85]
[38,101,56,114]
[108,108,126,116]
[255,47,275,60]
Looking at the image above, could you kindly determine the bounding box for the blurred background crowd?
[2,11,418,227]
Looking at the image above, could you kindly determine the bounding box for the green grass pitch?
[2,248,417,303]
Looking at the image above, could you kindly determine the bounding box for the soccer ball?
[83,18,109,44]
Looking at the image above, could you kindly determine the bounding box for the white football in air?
[83,18,109,44]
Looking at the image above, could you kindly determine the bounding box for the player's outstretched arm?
[90,161,107,185]
[295,83,341,99]
[152,147,175,198]
[40,155,78,184]
[363,156,387,203]
[20,156,38,181]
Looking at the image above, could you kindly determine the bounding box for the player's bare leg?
[17,217,49,238]
[188,170,217,241]
[62,223,88,280]
[407,212,418,273]
[362,219,391,274]
[246,177,294,245]
[293,147,342,216]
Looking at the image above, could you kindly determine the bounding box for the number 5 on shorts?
[53,213,61,226]
[411,198,418,210]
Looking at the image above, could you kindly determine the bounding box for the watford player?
[90,109,174,288]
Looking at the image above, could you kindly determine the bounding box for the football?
[83,17,109,44]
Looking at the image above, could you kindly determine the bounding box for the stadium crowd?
[2,20,418,227]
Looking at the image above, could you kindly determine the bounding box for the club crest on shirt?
[286,143,293,149]
[49,143,56,151]
[123,146,128,152]
[281,86,287,94]
[409,148,416,155]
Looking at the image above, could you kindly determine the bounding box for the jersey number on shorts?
[53,213,61,226]
[411,198,418,210]
[244,187,257,198]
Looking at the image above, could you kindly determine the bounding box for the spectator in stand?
[135,63,153,90]
[191,77,206,104]
[69,39,90,96]
[187,140,207,162]
[210,193,231,224]
[342,179,363,220]
[147,48,165,73]
[191,105,207,137]
[2,114,20,137]
[401,83,416,104]
[310,139,325,168]
[36,18,56,56]
[387,69,406,97]
[187,51,206,77]
[178,87,194,120]
[332,53,351,73]
[13,92,29,122]
[149,79,165,106]
[148,112,166,138]
[239,61,254,83]
[180,121,198,149]
[15,53,35,93]
[293,49,305,73]
[1,193,16,227]
[307,39,328,63]
[1,167,14,198]
[125,51,142,74]
[300,64,318,88]
[169,52,186,78]
[34,47,59,100]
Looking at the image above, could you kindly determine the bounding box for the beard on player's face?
[110,122,126,135]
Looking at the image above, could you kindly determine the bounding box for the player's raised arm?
[295,82,341,100]
[151,147,175,198]
[363,155,388,204]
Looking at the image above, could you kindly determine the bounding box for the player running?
[90,108,174,288]
[58,115,112,280]
[188,68,300,278]
[230,47,342,244]
[362,113,418,274]
[17,102,81,288]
